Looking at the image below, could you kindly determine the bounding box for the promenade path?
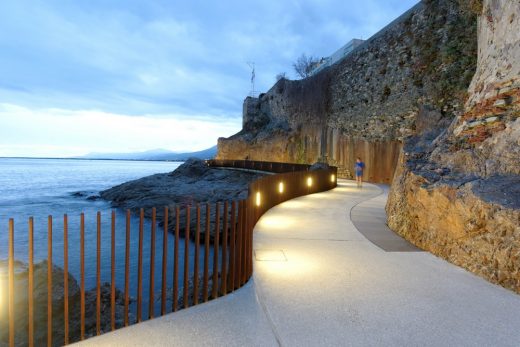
[77,180,520,347]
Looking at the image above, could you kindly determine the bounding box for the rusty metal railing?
[1,160,337,346]
[206,159,312,173]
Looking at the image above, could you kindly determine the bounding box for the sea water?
[0,158,208,319]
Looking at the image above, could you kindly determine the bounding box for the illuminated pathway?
[78,180,520,346]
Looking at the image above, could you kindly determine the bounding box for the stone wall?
[387,0,520,293]
[217,0,478,183]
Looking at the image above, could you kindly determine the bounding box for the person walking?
[355,157,365,188]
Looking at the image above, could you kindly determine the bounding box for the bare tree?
[292,54,319,79]
[276,72,287,81]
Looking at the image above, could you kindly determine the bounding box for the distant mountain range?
[79,145,217,161]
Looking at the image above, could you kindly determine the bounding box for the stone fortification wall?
[218,0,478,184]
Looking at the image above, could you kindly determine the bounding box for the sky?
[0,0,418,157]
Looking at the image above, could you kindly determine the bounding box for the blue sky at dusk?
[0,0,418,157]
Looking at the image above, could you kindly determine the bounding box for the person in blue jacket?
[355,157,365,188]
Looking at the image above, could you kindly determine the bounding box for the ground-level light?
[278,182,284,193]
[256,192,261,206]
[307,177,313,187]
[331,174,336,183]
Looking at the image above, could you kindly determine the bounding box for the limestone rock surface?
[387,0,520,293]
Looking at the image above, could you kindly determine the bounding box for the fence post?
[161,207,169,316]
[96,212,101,336]
[173,207,180,312]
[229,202,236,292]
[183,206,191,308]
[47,216,53,347]
[203,203,210,302]
[221,202,229,295]
[137,209,144,322]
[28,218,34,347]
[80,214,85,339]
[8,219,15,347]
[111,211,116,331]
[149,207,156,319]
[212,203,220,299]
[124,211,130,327]
[193,205,201,305]
[63,214,69,345]
[236,201,243,289]
[241,205,247,285]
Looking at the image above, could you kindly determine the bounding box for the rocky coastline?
[0,259,218,346]
[98,159,265,242]
[0,260,131,346]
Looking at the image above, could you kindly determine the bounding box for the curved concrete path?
[77,180,520,347]
[350,184,420,252]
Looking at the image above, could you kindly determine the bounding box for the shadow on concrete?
[350,184,421,252]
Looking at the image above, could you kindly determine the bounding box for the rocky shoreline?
[98,159,265,242]
[0,260,132,346]
[0,259,220,346]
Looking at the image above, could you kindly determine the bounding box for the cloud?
[0,0,419,156]
[0,103,241,157]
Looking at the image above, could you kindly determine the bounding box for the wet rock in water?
[72,191,100,201]
[0,260,130,346]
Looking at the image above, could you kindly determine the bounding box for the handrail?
[0,160,337,346]
[208,159,337,289]
[206,159,313,173]
[223,160,338,236]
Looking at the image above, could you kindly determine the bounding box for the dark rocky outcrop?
[100,159,265,241]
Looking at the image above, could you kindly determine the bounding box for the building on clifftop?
[309,38,365,76]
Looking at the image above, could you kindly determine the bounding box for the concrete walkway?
[350,184,420,252]
[77,180,520,347]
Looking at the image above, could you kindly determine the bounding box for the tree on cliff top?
[293,53,319,79]
[276,72,287,81]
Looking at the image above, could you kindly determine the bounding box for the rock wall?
[467,0,520,108]
[218,0,478,183]
[387,0,520,293]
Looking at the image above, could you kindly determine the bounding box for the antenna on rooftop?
[247,61,256,97]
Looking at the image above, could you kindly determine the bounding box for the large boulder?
[100,159,265,242]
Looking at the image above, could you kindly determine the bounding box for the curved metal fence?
[1,160,336,346]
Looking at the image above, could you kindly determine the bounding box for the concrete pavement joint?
[256,237,366,242]
[253,277,284,347]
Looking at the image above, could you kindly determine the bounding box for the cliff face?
[218,0,478,183]
[387,0,520,293]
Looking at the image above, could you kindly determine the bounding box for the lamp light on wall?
[278,182,284,193]
[256,192,261,206]
[330,174,336,183]
[307,177,313,187]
